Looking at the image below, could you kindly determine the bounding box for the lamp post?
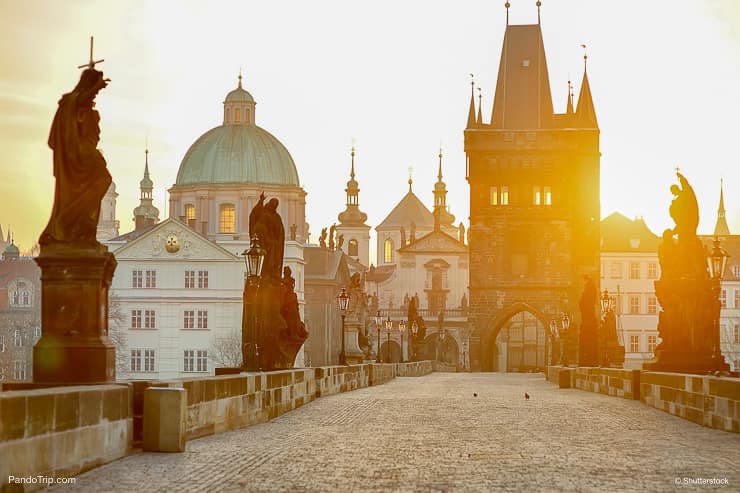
[384,316,393,363]
[399,320,406,362]
[707,237,730,361]
[560,312,571,366]
[438,328,446,362]
[548,319,559,365]
[336,287,350,365]
[410,320,419,361]
[242,235,265,372]
[600,289,612,366]
[374,310,382,363]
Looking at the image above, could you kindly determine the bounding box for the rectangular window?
[145,270,156,288]
[131,310,142,329]
[490,186,498,205]
[629,295,640,314]
[130,349,142,372]
[184,350,194,372]
[13,360,26,380]
[144,310,156,329]
[198,271,209,289]
[735,324,740,344]
[647,335,657,352]
[184,310,195,329]
[196,350,208,372]
[735,290,740,309]
[629,335,640,353]
[610,262,622,279]
[185,270,195,288]
[144,349,155,372]
[543,186,552,205]
[13,329,22,347]
[197,310,208,329]
[647,263,658,279]
[629,262,640,279]
[132,270,143,288]
[500,186,509,205]
[0,335,5,352]
[533,186,542,206]
[720,289,727,309]
[647,296,657,314]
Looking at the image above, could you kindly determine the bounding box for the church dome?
[175,125,300,186]
[175,76,300,187]
[4,242,19,255]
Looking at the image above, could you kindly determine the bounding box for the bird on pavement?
[524,392,530,400]
[473,393,478,397]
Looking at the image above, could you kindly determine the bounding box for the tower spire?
[476,87,483,125]
[575,44,598,128]
[505,1,510,25]
[537,0,542,25]
[467,75,476,128]
[238,68,243,88]
[566,79,574,115]
[713,178,731,236]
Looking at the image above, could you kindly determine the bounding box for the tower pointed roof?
[433,146,455,230]
[134,147,160,230]
[575,56,598,128]
[713,179,731,236]
[566,80,574,115]
[476,88,483,125]
[337,145,368,226]
[140,148,154,189]
[491,22,554,129]
[466,79,476,128]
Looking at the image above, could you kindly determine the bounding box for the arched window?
[348,239,359,257]
[383,238,393,263]
[219,204,236,233]
[235,108,241,123]
[184,204,195,222]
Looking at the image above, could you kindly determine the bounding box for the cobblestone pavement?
[57,373,739,492]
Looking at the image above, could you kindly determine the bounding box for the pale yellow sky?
[1,0,739,255]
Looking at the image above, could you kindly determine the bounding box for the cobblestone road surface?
[57,373,739,492]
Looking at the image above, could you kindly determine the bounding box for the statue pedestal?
[344,322,365,365]
[645,278,730,374]
[33,249,117,384]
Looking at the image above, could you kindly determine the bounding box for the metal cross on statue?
[78,36,104,70]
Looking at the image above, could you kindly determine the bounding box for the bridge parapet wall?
[641,372,739,433]
[574,367,641,400]
[395,361,433,377]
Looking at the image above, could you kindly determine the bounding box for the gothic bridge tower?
[464,4,600,371]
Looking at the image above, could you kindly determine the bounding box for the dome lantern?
[223,72,256,125]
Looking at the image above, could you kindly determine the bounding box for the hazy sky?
[1,0,739,258]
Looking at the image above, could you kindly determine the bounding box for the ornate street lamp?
[384,316,393,363]
[600,289,611,316]
[337,287,350,365]
[398,320,407,362]
[374,310,382,363]
[410,320,419,361]
[560,313,571,366]
[438,328,446,362]
[707,237,730,281]
[242,235,266,371]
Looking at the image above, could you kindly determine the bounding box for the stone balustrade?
[0,385,132,491]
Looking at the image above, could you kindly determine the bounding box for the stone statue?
[458,222,466,244]
[336,233,344,250]
[249,193,284,281]
[669,172,699,240]
[281,266,306,340]
[319,228,328,249]
[329,223,336,250]
[410,222,417,242]
[40,67,111,249]
[400,226,406,247]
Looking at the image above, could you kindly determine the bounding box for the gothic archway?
[379,340,402,363]
[477,302,548,372]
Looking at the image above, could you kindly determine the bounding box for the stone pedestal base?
[644,350,730,374]
[33,250,117,384]
[344,325,365,365]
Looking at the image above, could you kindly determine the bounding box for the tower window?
[185,204,195,221]
[544,186,552,205]
[235,108,241,123]
[219,204,236,233]
[490,186,509,206]
[533,187,541,206]
[383,238,393,263]
[490,186,498,205]
[348,239,359,257]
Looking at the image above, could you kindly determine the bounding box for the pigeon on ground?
[473,393,478,397]
[524,392,530,400]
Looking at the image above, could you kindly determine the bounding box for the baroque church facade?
[465,9,600,371]
[103,76,307,380]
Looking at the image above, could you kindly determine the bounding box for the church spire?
[476,87,483,125]
[337,144,368,227]
[134,147,160,231]
[575,46,598,128]
[566,79,574,115]
[433,145,455,231]
[466,76,477,128]
[713,178,731,236]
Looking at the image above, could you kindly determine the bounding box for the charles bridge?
[1,362,739,492]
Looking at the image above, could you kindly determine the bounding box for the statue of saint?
[336,233,344,250]
[329,223,336,250]
[669,172,699,240]
[40,68,111,248]
[249,193,285,282]
[458,222,466,244]
[319,228,328,249]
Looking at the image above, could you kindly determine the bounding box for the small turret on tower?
[575,48,598,128]
[713,179,731,237]
[133,147,160,231]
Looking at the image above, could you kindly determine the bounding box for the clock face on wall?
[165,234,180,253]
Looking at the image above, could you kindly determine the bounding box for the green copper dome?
[175,124,300,187]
